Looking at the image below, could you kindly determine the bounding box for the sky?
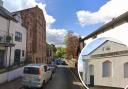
[2,0,128,47]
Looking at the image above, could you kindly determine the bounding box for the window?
[102,60,112,77]
[124,62,128,78]
[22,50,25,57]
[15,32,22,42]
[23,67,39,74]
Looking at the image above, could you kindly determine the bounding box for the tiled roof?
[0,6,15,20]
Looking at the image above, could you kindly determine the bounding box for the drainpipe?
[7,20,11,82]
[7,20,11,68]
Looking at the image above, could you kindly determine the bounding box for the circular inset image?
[78,37,128,89]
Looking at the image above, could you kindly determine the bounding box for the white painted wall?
[88,56,128,88]
[10,21,26,65]
[0,67,23,84]
[6,21,27,66]
[0,16,8,32]
[84,41,128,88]
[0,15,27,66]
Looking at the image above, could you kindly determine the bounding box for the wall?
[86,41,128,88]
[0,16,9,66]
[6,20,27,66]
[0,67,23,84]
[88,56,128,88]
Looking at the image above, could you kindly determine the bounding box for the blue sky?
[37,0,108,36]
[3,0,128,46]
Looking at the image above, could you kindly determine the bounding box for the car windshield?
[23,67,39,74]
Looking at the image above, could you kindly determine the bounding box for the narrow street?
[0,65,85,89]
[45,65,85,89]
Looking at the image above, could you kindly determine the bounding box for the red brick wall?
[18,6,46,63]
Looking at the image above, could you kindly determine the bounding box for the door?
[0,50,4,67]
[14,49,21,64]
[89,65,94,87]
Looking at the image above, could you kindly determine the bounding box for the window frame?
[124,62,128,78]
[15,32,22,42]
[102,60,112,77]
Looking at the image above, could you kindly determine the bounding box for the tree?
[56,47,66,58]
[65,31,80,60]
[46,43,57,63]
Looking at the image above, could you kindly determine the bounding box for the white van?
[22,64,52,89]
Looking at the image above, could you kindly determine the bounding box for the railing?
[0,30,13,44]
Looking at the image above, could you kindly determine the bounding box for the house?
[82,37,128,88]
[0,1,27,67]
[46,44,56,64]
[12,6,46,63]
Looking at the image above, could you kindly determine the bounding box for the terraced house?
[13,6,46,63]
[0,1,27,68]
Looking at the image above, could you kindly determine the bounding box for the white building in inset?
[0,2,27,67]
[82,37,128,88]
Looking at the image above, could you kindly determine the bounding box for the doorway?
[89,65,94,87]
[14,49,21,65]
[0,50,5,67]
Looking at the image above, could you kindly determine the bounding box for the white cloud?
[47,28,67,47]
[3,0,67,46]
[76,0,128,26]
[98,23,128,46]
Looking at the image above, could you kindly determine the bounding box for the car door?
[47,66,51,80]
[44,66,49,82]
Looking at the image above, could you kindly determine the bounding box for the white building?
[0,2,27,67]
[82,37,128,88]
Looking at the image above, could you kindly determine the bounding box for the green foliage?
[56,47,66,58]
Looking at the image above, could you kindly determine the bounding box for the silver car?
[22,64,52,89]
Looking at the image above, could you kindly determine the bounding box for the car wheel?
[50,74,53,80]
[40,81,45,89]
[23,86,28,89]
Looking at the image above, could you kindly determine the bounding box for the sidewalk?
[66,59,77,67]
[0,78,22,89]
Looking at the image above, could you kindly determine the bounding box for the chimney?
[0,0,3,7]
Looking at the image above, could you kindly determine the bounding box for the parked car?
[48,64,57,74]
[61,61,67,65]
[22,64,52,89]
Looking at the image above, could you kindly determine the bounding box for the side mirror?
[47,67,50,71]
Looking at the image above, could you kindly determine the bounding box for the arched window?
[89,65,94,76]
[124,62,128,78]
[102,60,112,77]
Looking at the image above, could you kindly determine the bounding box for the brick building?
[12,6,46,63]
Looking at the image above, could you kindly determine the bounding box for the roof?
[0,6,16,21]
[81,11,128,42]
[12,6,46,23]
[81,37,126,56]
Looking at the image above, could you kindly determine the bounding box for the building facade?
[46,44,56,64]
[82,38,128,88]
[13,6,46,63]
[0,3,27,67]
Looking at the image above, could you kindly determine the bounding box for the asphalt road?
[45,65,85,89]
[0,65,85,89]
